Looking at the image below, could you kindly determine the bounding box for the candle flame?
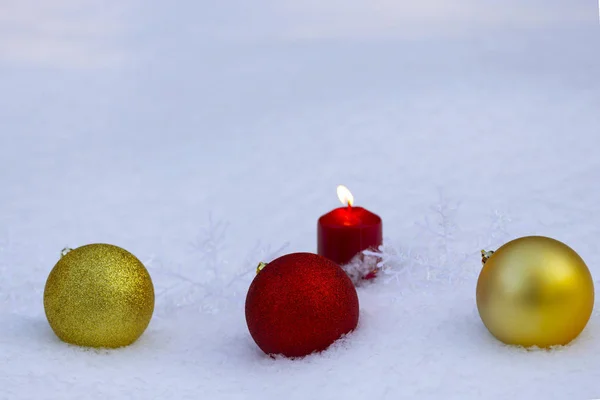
[337,185,354,207]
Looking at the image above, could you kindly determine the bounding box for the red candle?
[317,186,383,268]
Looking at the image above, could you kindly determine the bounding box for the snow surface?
[1,1,600,399]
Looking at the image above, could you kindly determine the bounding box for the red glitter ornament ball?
[245,252,360,358]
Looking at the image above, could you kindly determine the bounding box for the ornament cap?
[481,249,495,265]
[256,262,268,275]
[60,247,73,258]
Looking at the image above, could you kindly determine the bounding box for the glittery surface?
[245,252,359,358]
[477,236,594,347]
[43,244,155,348]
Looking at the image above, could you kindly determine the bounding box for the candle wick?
[347,202,351,210]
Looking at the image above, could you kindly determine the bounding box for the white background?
[1,1,599,398]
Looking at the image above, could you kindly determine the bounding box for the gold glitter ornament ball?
[476,236,594,347]
[44,244,155,348]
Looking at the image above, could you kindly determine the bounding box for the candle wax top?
[318,206,381,228]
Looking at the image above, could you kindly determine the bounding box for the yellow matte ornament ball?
[44,244,155,348]
[476,236,594,347]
